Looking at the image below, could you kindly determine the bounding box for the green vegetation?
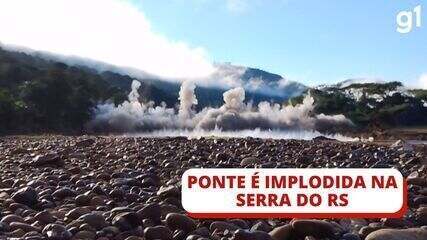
[0,48,129,134]
[1,47,426,134]
[342,81,403,94]
[409,89,427,101]
[290,82,427,129]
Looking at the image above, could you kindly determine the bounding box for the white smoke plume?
[178,81,198,122]
[128,80,142,102]
[127,129,356,142]
[87,80,353,135]
[418,74,427,90]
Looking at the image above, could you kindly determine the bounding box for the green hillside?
[0,48,149,133]
[289,82,427,130]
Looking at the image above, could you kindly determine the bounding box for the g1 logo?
[396,5,422,34]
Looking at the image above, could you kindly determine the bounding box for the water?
[126,129,356,142]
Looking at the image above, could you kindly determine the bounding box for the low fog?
[86,80,353,137]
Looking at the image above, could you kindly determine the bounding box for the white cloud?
[0,0,215,79]
[226,0,248,13]
[224,0,290,13]
[418,74,427,89]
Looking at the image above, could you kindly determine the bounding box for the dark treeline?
[290,82,427,130]
[1,47,427,135]
[0,48,130,134]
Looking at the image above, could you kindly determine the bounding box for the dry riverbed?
[0,135,426,240]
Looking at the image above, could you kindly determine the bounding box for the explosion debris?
[87,80,352,134]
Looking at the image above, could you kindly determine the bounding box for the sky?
[135,0,427,87]
[0,0,426,88]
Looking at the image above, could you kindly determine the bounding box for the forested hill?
[290,81,427,130]
[0,48,306,134]
[0,48,176,134]
[2,47,427,135]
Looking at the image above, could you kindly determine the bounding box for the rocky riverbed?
[0,135,426,240]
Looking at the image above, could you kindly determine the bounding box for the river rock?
[251,221,273,233]
[42,224,72,240]
[112,212,141,231]
[74,230,96,239]
[9,222,40,233]
[407,177,427,187]
[76,139,95,148]
[144,225,173,240]
[365,228,427,240]
[291,219,335,238]
[75,194,91,206]
[416,206,427,225]
[34,210,55,224]
[240,157,259,166]
[165,213,196,233]
[269,224,293,240]
[157,185,180,199]
[78,213,108,230]
[31,153,64,167]
[1,136,427,240]
[233,229,272,240]
[0,214,25,224]
[52,187,76,200]
[11,187,38,207]
[137,203,161,223]
[210,221,240,232]
[65,207,91,221]
[342,232,361,240]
